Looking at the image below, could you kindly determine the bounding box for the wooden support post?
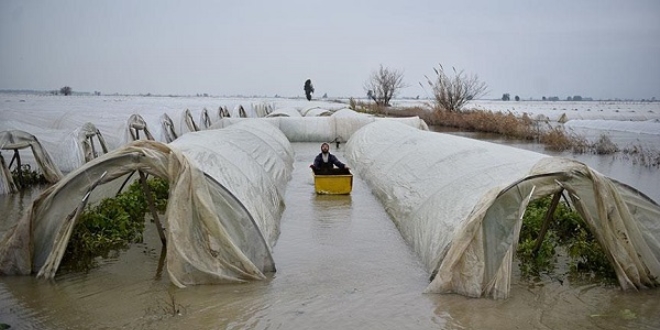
[0,153,17,193]
[139,171,166,246]
[155,245,167,280]
[8,151,17,168]
[89,136,97,159]
[532,189,563,255]
[14,149,23,188]
[116,171,136,196]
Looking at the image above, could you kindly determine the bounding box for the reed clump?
[367,104,659,167]
[622,144,660,167]
[539,126,590,153]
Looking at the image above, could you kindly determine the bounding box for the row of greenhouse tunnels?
[1,108,659,299]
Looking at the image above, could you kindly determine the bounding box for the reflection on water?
[0,142,659,329]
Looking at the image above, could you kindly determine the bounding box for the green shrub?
[61,176,169,272]
[11,164,48,188]
[517,195,617,284]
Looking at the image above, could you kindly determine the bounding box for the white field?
[1,94,659,172]
[389,98,660,149]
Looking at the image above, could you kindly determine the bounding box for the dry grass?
[622,144,660,167]
[360,103,659,167]
[539,126,590,153]
[350,98,395,115]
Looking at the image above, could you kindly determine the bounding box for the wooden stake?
[139,170,166,246]
[533,189,563,255]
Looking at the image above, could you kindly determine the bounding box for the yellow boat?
[312,168,353,195]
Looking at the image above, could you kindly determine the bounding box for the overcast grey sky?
[1,0,659,100]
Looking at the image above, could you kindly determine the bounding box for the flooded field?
[1,141,659,329]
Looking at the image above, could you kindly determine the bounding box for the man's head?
[321,143,330,154]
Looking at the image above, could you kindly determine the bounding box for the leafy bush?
[11,164,47,188]
[61,176,169,272]
[517,195,617,284]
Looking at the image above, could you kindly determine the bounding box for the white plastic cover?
[160,113,179,143]
[210,117,429,143]
[0,130,64,194]
[229,105,249,118]
[266,107,303,118]
[302,107,333,117]
[0,107,164,151]
[564,119,660,148]
[0,120,293,286]
[0,121,84,174]
[76,122,109,163]
[330,108,371,118]
[565,119,660,135]
[345,120,660,299]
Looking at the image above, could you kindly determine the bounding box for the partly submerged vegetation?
[516,195,617,285]
[11,164,48,189]
[60,176,169,272]
[352,102,660,167]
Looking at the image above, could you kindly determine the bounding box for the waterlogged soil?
[0,142,659,329]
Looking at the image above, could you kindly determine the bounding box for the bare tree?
[423,64,487,112]
[364,64,407,107]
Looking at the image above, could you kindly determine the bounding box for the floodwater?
[1,141,659,329]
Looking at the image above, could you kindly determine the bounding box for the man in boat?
[310,142,349,174]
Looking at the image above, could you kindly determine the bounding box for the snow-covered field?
[1,94,659,172]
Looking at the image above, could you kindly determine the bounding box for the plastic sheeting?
[345,120,660,299]
[0,120,293,286]
[76,122,109,163]
[302,107,333,117]
[564,119,660,135]
[266,108,303,118]
[330,108,371,118]
[0,120,83,174]
[468,100,660,122]
[210,116,429,143]
[0,130,63,194]
[160,113,179,143]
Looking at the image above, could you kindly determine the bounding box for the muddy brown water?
[0,141,659,329]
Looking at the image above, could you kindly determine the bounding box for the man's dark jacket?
[312,153,346,171]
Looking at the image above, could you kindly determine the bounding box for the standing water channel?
[0,140,659,329]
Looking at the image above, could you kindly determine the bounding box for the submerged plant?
[593,134,618,154]
[61,176,169,272]
[516,195,617,284]
[11,164,48,188]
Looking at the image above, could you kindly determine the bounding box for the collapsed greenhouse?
[0,120,294,286]
[0,114,659,300]
[0,130,63,194]
[345,120,660,299]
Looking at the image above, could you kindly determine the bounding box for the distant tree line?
[501,93,521,101]
[540,95,593,101]
[501,93,596,101]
